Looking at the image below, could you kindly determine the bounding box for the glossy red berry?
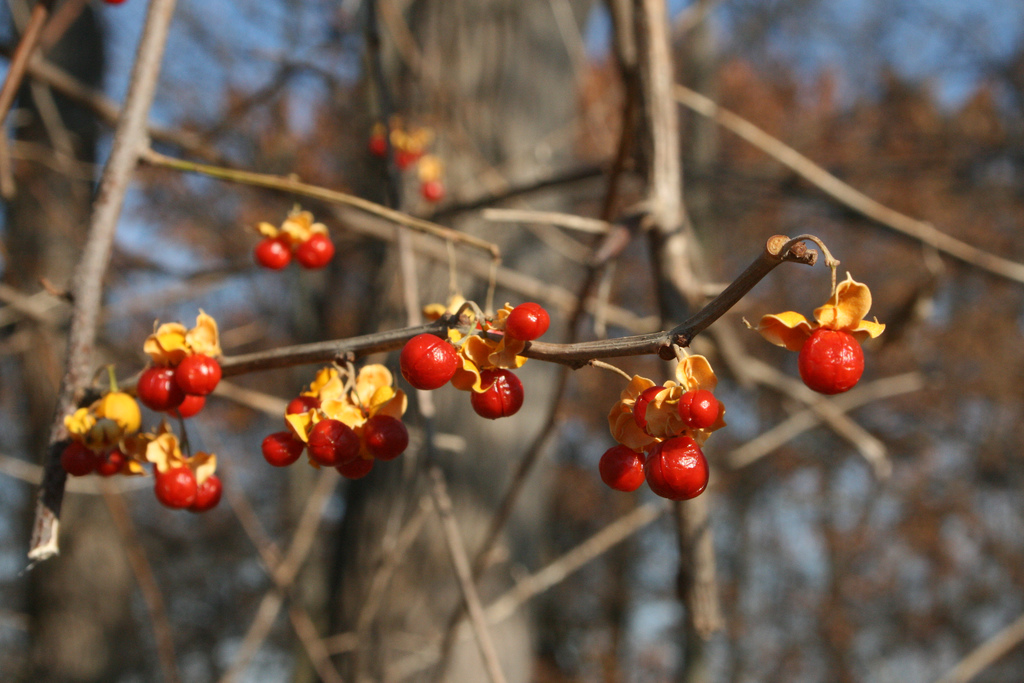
[262,431,304,467]
[154,467,198,509]
[632,386,664,432]
[644,436,709,501]
[421,180,445,202]
[363,415,409,461]
[295,233,335,269]
[337,457,374,479]
[286,395,320,415]
[137,366,186,412]
[505,302,550,341]
[170,394,206,419]
[400,334,459,390]
[61,442,99,477]
[103,0,127,4]
[678,390,719,430]
[190,475,223,512]
[254,236,292,270]
[307,419,361,467]
[599,445,646,492]
[798,328,864,395]
[471,369,524,419]
[96,449,127,477]
[175,353,221,396]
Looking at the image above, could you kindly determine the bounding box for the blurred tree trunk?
[4,8,140,682]
[329,1,594,681]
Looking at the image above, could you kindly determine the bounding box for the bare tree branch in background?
[29,0,180,563]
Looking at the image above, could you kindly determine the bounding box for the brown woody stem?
[217,235,814,376]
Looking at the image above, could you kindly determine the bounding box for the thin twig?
[934,612,1024,683]
[735,357,905,478]
[433,48,644,674]
[29,0,180,564]
[589,359,633,380]
[332,207,661,331]
[140,147,500,260]
[481,208,611,235]
[38,0,88,51]
[286,604,344,683]
[218,469,342,683]
[213,235,813,377]
[674,83,1024,285]
[485,498,669,624]
[0,0,55,128]
[635,0,725,658]
[428,465,508,683]
[728,372,926,472]
[17,54,219,160]
[216,592,284,683]
[353,495,433,636]
[101,485,182,683]
[390,499,671,681]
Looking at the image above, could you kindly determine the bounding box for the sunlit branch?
[217,234,816,377]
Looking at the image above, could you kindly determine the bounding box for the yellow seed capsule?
[96,392,142,434]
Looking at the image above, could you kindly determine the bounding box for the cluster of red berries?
[137,353,221,418]
[61,441,131,478]
[399,302,550,420]
[401,333,527,419]
[154,466,223,512]
[599,437,708,501]
[254,232,335,271]
[62,441,222,512]
[369,121,446,203]
[261,368,410,479]
[599,387,719,500]
[61,388,142,479]
[61,389,223,513]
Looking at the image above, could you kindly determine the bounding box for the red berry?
[678,389,719,430]
[505,302,550,341]
[421,180,445,202]
[61,442,99,477]
[644,436,709,501]
[170,394,206,419]
[632,386,664,432]
[363,415,409,461]
[254,236,292,270]
[337,457,374,479]
[287,395,320,415]
[599,445,646,492]
[798,328,864,395]
[400,333,459,390]
[104,0,127,4]
[307,419,361,467]
[175,353,221,396]
[295,233,335,269]
[190,475,223,512]
[369,132,388,157]
[96,449,127,477]
[262,431,304,467]
[154,467,198,509]
[470,369,524,419]
[137,366,186,412]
